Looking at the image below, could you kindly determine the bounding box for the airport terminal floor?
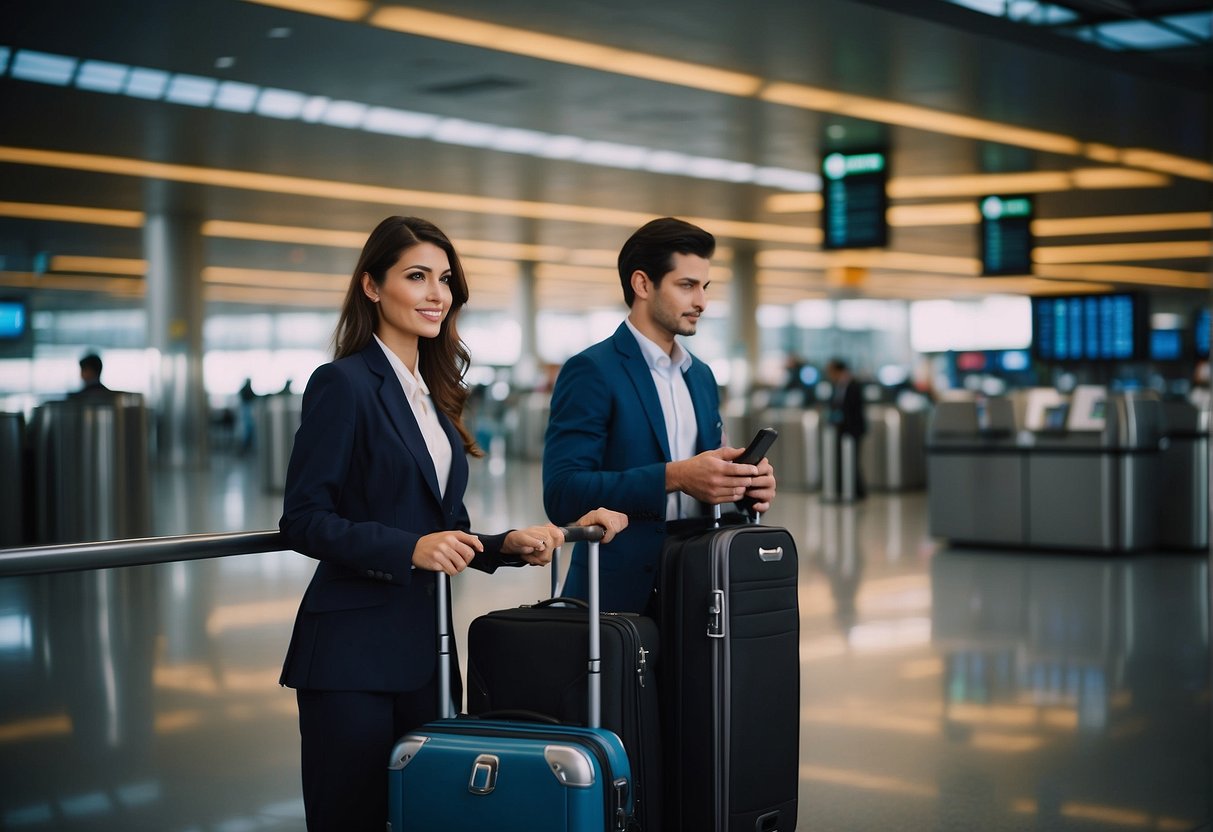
[0,450,1209,832]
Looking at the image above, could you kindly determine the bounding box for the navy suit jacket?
[543,322,723,613]
[279,342,511,695]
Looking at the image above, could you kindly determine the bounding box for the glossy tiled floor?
[0,451,1209,831]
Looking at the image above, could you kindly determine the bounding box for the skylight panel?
[76,60,129,93]
[12,50,76,86]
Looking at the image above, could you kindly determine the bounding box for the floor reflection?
[0,456,1207,831]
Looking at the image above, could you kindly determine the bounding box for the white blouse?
[374,335,453,498]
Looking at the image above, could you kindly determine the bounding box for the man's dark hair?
[617,217,715,307]
[79,353,103,377]
[826,358,848,374]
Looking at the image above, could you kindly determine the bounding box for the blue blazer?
[279,342,511,694]
[543,322,722,613]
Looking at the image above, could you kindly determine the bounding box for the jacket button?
[366,570,375,578]
[384,573,393,581]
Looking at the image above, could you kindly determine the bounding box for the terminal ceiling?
[1,0,1209,315]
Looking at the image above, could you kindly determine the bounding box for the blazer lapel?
[439,412,466,514]
[686,360,720,453]
[360,344,443,507]
[612,323,672,461]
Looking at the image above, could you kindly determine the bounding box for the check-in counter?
[1023,387,1162,551]
[256,394,302,493]
[862,404,928,492]
[0,412,25,547]
[927,396,1024,545]
[507,391,550,461]
[928,388,1165,552]
[756,406,821,491]
[1156,397,1208,551]
[30,394,151,543]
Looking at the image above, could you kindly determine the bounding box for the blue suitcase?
[388,525,634,831]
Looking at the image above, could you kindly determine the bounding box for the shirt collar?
[374,334,430,397]
[625,318,692,373]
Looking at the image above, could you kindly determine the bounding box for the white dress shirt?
[624,319,700,520]
[374,335,452,498]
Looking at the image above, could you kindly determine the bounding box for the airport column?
[514,259,539,389]
[728,242,760,398]
[144,213,208,467]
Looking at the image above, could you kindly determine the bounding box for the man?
[69,353,112,398]
[825,357,866,499]
[543,217,776,614]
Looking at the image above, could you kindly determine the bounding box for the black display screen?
[980,195,1033,276]
[1195,309,1210,359]
[821,150,889,250]
[1032,294,1141,362]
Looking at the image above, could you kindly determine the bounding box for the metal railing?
[0,529,287,578]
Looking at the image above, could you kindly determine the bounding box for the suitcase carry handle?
[529,596,589,610]
[474,709,563,725]
[435,524,607,727]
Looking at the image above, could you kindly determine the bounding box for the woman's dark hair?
[617,217,715,307]
[334,216,481,456]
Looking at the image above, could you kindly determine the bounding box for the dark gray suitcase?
[467,596,662,831]
[659,509,800,832]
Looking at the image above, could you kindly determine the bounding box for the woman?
[278,216,626,831]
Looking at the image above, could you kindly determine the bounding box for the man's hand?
[742,457,777,513]
[666,447,761,505]
[572,507,629,543]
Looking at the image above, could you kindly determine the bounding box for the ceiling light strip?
[0,145,821,244]
[1033,211,1213,237]
[0,200,144,227]
[50,255,146,275]
[1034,263,1211,290]
[367,6,762,97]
[1033,240,1212,264]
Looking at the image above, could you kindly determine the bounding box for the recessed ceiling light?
[215,57,236,70]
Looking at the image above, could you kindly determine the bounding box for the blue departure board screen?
[821,150,889,250]
[980,195,1033,276]
[1149,329,1183,361]
[0,299,26,340]
[1032,294,1141,362]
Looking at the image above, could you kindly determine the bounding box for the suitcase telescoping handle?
[434,524,608,727]
[712,503,761,527]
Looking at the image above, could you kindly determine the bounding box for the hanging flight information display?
[821,149,889,249]
[980,195,1033,276]
[1031,294,1143,362]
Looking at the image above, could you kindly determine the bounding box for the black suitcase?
[468,566,663,831]
[659,509,800,832]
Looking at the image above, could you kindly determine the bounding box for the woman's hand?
[413,530,483,575]
[573,507,628,544]
[503,523,566,566]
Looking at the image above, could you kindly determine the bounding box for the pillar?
[728,242,760,399]
[513,259,540,389]
[144,214,208,467]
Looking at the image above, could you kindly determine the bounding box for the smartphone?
[737,427,778,466]
[733,427,778,515]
